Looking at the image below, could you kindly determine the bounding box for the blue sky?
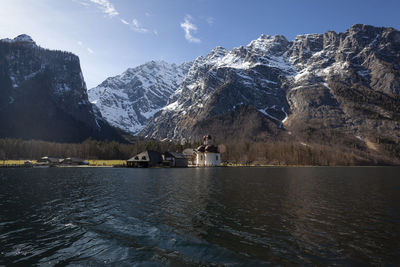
[1,0,399,88]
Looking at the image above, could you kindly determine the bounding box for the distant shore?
[1,160,398,168]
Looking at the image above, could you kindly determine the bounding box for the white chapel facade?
[195,135,221,166]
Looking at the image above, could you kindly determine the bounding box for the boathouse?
[61,157,89,165]
[36,156,62,166]
[127,150,163,168]
[182,148,197,166]
[163,151,188,167]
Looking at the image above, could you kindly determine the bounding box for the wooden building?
[127,150,163,168]
[36,156,62,167]
[163,152,188,167]
[182,148,197,166]
[61,157,89,165]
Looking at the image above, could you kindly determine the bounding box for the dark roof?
[182,148,197,156]
[203,135,212,140]
[164,151,186,159]
[127,150,163,163]
[64,157,84,162]
[39,156,62,163]
[196,145,219,153]
[206,145,219,153]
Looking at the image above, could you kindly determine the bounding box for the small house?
[127,150,163,168]
[182,148,197,166]
[61,157,89,165]
[163,152,188,167]
[36,156,62,166]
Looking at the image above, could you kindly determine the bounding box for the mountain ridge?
[90,24,400,161]
[0,34,124,142]
[88,60,192,134]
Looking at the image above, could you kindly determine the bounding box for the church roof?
[196,145,219,153]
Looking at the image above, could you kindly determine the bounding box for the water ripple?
[0,167,399,265]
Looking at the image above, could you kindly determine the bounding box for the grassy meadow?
[0,160,126,166]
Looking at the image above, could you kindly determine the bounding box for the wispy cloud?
[180,15,200,43]
[131,18,148,33]
[74,1,156,35]
[73,0,90,7]
[120,18,129,25]
[206,16,215,26]
[89,0,118,17]
[77,40,94,54]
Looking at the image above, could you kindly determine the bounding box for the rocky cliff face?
[0,34,122,142]
[137,24,400,150]
[88,61,192,134]
[140,35,296,141]
[285,24,400,147]
[88,24,400,158]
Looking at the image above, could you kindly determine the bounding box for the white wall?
[196,152,221,166]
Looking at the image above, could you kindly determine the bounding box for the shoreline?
[1,163,399,169]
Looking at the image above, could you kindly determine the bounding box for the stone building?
[195,135,221,166]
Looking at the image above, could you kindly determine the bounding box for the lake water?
[0,167,399,266]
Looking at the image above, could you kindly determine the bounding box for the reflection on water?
[0,167,399,265]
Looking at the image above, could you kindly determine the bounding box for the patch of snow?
[10,75,18,88]
[290,85,307,91]
[232,102,244,110]
[24,64,45,80]
[369,34,380,47]
[141,108,161,119]
[357,69,370,77]
[258,108,281,122]
[355,135,364,142]
[95,119,101,129]
[312,50,325,58]
[322,82,330,89]
[321,82,337,99]
[293,68,312,82]
[163,100,181,111]
[57,83,71,93]
[281,107,288,123]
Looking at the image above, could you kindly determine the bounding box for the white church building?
[195,135,221,166]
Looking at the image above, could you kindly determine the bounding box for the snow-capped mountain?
[0,34,123,142]
[140,34,296,140]
[140,24,400,146]
[90,24,400,154]
[88,61,192,134]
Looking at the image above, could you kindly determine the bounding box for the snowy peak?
[208,34,294,72]
[247,34,289,55]
[139,24,400,141]
[88,60,192,134]
[205,46,229,62]
[91,24,400,143]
